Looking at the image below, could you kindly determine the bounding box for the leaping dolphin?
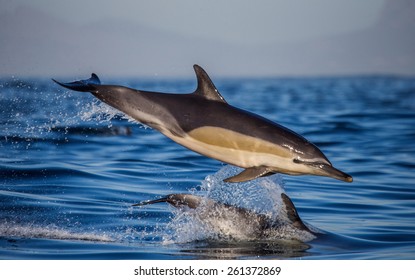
[53,65,352,183]
[133,193,318,241]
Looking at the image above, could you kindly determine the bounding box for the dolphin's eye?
[293,158,302,164]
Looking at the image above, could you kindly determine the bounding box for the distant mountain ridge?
[1,0,414,77]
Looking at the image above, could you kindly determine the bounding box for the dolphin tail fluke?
[280,193,310,231]
[52,73,101,92]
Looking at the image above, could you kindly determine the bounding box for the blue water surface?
[0,75,414,259]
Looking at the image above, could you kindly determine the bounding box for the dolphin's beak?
[294,159,353,182]
[319,164,353,182]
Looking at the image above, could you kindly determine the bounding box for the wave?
[0,221,113,242]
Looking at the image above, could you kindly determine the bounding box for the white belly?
[164,126,308,174]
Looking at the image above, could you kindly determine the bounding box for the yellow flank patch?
[187,126,292,158]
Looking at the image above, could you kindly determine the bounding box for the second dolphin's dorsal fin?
[193,64,227,103]
[281,193,310,231]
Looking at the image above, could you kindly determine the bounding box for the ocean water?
[0,75,414,260]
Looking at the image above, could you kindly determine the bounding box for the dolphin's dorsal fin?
[281,193,310,231]
[193,64,227,103]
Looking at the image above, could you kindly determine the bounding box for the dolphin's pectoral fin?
[193,64,227,103]
[223,166,273,183]
[281,193,310,232]
[52,73,101,93]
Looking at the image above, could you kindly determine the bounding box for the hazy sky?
[2,0,385,45]
[3,0,414,77]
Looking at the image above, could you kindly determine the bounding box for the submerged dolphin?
[53,65,352,183]
[133,193,318,241]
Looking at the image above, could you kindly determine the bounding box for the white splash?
[201,165,286,219]
[79,100,144,127]
[160,165,318,243]
[79,100,122,124]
